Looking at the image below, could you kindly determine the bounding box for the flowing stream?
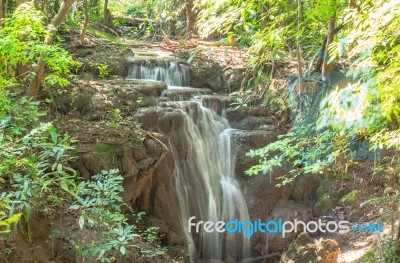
[128,60,251,262]
[127,60,190,87]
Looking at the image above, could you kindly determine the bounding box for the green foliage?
[126,0,156,19]
[0,91,77,241]
[246,126,349,186]
[69,169,165,262]
[230,96,250,110]
[125,0,176,38]
[107,108,121,127]
[317,80,382,133]
[195,0,346,89]
[361,236,400,263]
[187,48,200,64]
[340,190,359,203]
[89,62,110,78]
[370,129,400,151]
[332,0,400,122]
[70,169,125,230]
[0,211,22,234]
[0,3,78,90]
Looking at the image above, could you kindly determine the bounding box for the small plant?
[46,228,61,255]
[107,108,121,128]
[231,95,251,110]
[187,48,200,64]
[89,62,110,78]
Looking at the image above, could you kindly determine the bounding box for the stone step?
[124,79,168,107]
[130,48,173,59]
[161,87,212,101]
[125,79,167,95]
[126,54,186,65]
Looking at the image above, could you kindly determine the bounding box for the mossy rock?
[316,184,327,200]
[313,195,339,217]
[93,143,120,155]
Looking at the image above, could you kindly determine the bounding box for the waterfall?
[168,102,251,262]
[128,57,251,261]
[127,60,190,87]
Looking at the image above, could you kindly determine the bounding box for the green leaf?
[78,215,85,229]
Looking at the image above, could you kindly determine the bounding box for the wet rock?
[138,96,158,107]
[132,80,168,96]
[144,138,163,156]
[126,90,139,100]
[231,116,275,130]
[157,110,185,132]
[222,68,244,92]
[197,95,236,115]
[134,107,163,131]
[230,129,319,252]
[223,105,276,130]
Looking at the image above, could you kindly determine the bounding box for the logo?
[188,217,383,238]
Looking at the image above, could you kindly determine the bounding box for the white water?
[127,60,190,87]
[170,102,251,262]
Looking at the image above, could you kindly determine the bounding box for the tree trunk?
[259,0,266,28]
[26,0,76,97]
[169,19,176,37]
[185,0,196,38]
[322,14,336,73]
[296,0,303,76]
[0,0,4,26]
[104,0,111,26]
[80,0,89,45]
[4,0,8,18]
[314,15,343,73]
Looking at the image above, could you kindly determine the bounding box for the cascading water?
[127,60,190,87]
[167,102,251,262]
[128,57,251,261]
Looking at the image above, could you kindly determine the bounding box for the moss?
[348,209,362,220]
[93,143,118,154]
[340,190,359,203]
[316,185,326,200]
